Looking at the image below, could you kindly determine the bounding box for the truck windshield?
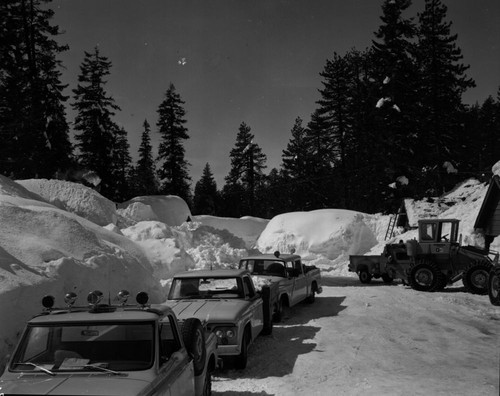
[11,322,154,372]
[169,277,244,299]
[243,260,287,277]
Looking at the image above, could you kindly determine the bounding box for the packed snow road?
[212,276,499,396]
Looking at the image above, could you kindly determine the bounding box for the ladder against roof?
[385,214,397,241]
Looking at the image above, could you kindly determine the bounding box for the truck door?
[291,260,307,305]
[243,275,264,338]
[154,315,195,396]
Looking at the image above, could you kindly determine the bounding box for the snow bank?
[16,179,117,226]
[193,215,268,249]
[118,195,191,226]
[256,209,382,276]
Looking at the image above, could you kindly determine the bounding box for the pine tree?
[281,117,310,210]
[131,119,157,196]
[71,47,121,199]
[156,83,192,205]
[111,126,132,202]
[193,163,218,215]
[302,110,335,209]
[224,122,267,216]
[0,0,72,178]
[371,0,419,211]
[317,52,357,207]
[415,0,476,194]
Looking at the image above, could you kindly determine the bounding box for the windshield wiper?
[13,362,55,376]
[83,364,126,376]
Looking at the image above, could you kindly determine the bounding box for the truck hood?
[0,374,149,395]
[166,299,249,323]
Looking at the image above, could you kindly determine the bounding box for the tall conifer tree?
[156,83,192,204]
[415,0,475,194]
[0,0,72,178]
[132,119,157,196]
[72,47,121,198]
[223,122,266,216]
[193,163,218,215]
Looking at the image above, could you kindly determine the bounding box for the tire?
[381,273,393,284]
[261,285,273,335]
[359,269,372,284]
[305,284,316,303]
[234,329,249,370]
[408,260,442,292]
[182,318,206,376]
[202,368,212,396]
[488,267,500,306]
[463,261,492,295]
[274,296,287,322]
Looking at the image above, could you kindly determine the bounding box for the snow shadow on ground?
[281,296,347,326]
[215,296,347,382]
[212,390,273,396]
[321,275,402,287]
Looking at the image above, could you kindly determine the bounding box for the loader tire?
[488,267,500,306]
[359,269,372,284]
[408,260,443,292]
[463,261,492,295]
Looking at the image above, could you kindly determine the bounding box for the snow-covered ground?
[0,173,498,394]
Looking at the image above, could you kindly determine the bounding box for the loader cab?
[418,219,459,255]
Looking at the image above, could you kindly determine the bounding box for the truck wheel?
[359,269,372,284]
[182,318,206,376]
[488,268,500,306]
[235,330,249,370]
[463,261,491,295]
[306,284,316,303]
[274,296,287,322]
[409,260,442,292]
[381,274,393,284]
[202,368,212,396]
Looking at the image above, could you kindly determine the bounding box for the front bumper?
[216,344,240,356]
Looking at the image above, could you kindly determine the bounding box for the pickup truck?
[165,269,277,370]
[238,251,322,322]
[0,290,218,396]
[348,254,395,284]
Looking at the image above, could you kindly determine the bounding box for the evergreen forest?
[1,0,499,218]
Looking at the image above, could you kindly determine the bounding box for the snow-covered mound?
[256,209,384,275]
[16,179,117,226]
[0,178,163,369]
[118,195,191,226]
[193,215,269,249]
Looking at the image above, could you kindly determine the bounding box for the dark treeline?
[1,0,499,218]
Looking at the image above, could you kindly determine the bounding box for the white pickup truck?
[0,290,218,396]
[238,251,322,321]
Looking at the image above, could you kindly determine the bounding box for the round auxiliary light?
[42,295,55,309]
[117,289,130,305]
[226,330,235,338]
[87,290,103,305]
[215,330,224,338]
[274,251,280,258]
[64,292,77,307]
[136,291,149,306]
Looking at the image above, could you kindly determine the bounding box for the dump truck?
[349,218,499,294]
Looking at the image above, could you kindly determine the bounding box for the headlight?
[212,327,237,344]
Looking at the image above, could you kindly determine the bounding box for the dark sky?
[52,0,500,187]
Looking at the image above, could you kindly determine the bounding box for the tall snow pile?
[256,209,387,275]
[118,195,191,226]
[17,179,117,226]
[193,215,269,249]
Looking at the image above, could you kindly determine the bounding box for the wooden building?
[474,175,500,249]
